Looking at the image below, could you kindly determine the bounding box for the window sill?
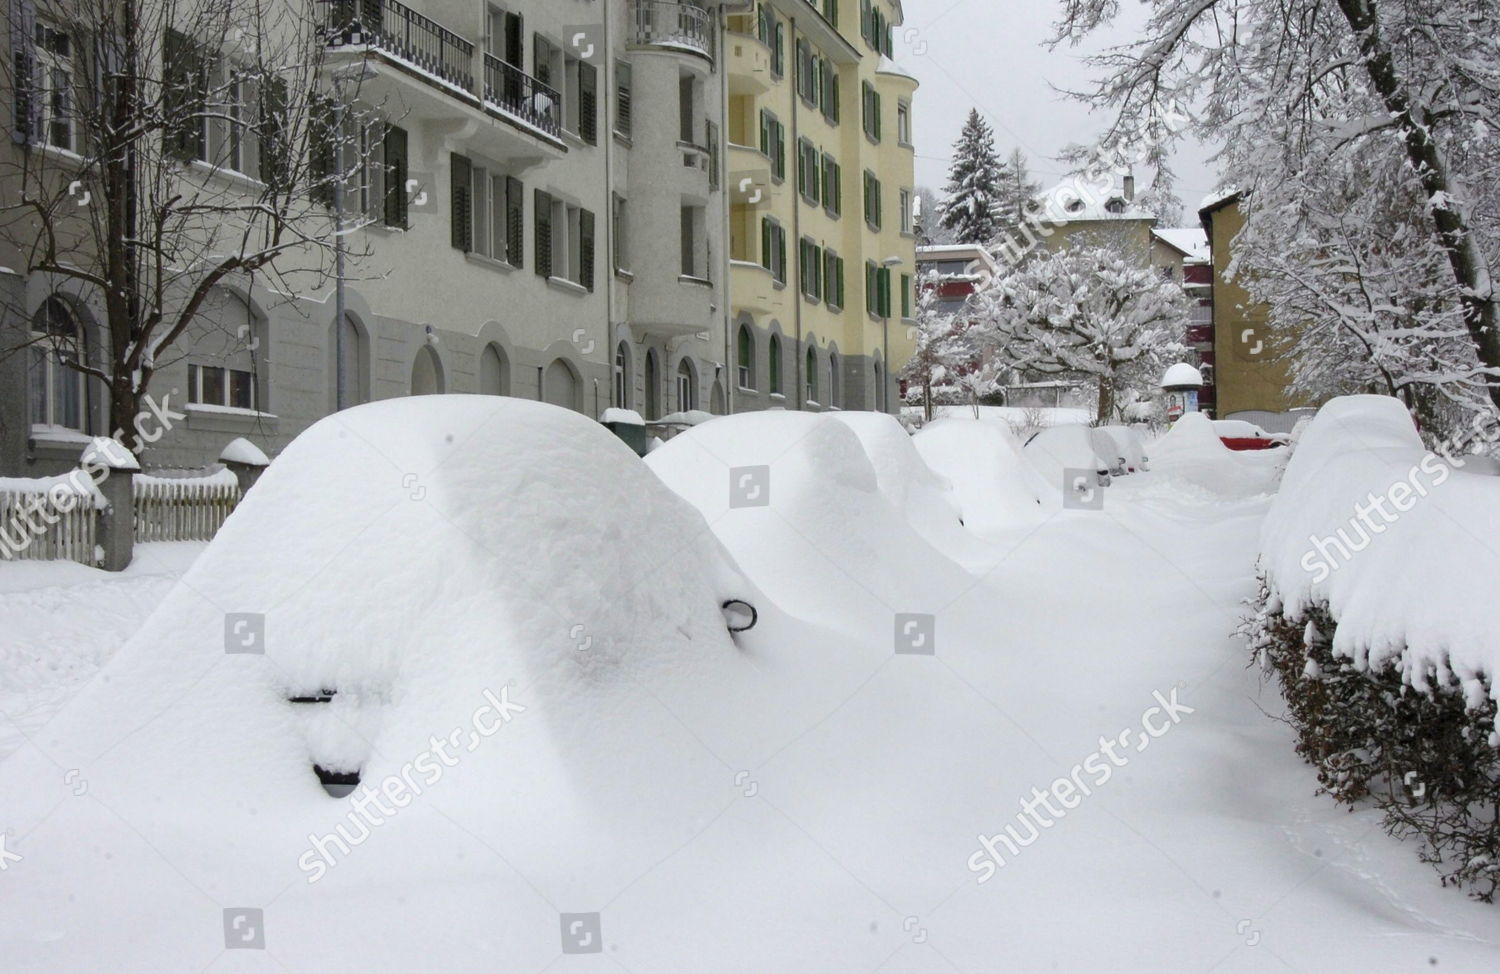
[615,268,635,283]
[31,143,85,168]
[186,403,277,419]
[613,130,634,149]
[769,393,786,403]
[466,252,517,274]
[866,222,882,234]
[186,159,266,192]
[738,386,757,394]
[679,274,713,288]
[547,276,589,296]
[185,403,280,435]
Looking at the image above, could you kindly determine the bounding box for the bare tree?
[1,0,381,453]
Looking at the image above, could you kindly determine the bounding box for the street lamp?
[331,62,376,411]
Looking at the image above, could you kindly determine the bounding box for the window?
[481,344,510,396]
[613,342,630,408]
[161,29,260,173]
[863,171,882,229]
[612,193,629,273]
[534,191,596,289]
[799,237,823,302]
[188,290,261,411]
[28,297,86,431]
[820,59,840,124]
[615,60,633,139]
[865,261,892,317]
[822,0,840,28]
[797,139,820,203]
[860,1,891,55]
[707,119,721,189]
[768,335,783,396]
[737,325,755,389]
[681,204,709,280]
[760,217,788,285]
[679,73,699,144]
[644,349,661,420]
[805,346,819,404]
[32,22,76,151]
[899,188,913,234]
[897,100,912,145]
[822,154,842,216]
[676,359,697,411]
[861,82,881,142]
[759,110,786,181]
[533,35,561,90]
[829,349,842,407]
[875,360,885,410]
[568,57,598,145]
[772,21,786,78]
[451,154,523,262]
[796,39,818,105]
[824,251,846,310]
[901,273,912,318]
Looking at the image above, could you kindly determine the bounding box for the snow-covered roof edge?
[876,55,919,84]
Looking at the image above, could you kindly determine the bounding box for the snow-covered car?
[1096,425,1151,473]
[1212,419,1289,451]
[1024,425,1115,490]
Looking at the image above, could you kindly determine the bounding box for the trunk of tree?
[1335,0,1500,415]
[1097,374,1116,424]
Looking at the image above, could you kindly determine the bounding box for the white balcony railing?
[629,1,715,61]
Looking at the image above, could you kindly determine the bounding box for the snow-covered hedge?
[1249,395,1499,900]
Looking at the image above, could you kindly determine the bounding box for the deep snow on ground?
[1,401,1498,972]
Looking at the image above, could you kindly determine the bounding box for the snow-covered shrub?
[1251,395,1500,900]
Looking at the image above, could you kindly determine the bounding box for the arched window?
[676,359,697,411]
[330,313,369,409]
[805,346,818,404]
[29,297,86,431]
[480,344,509,396]
[828,349,841,409]
[543,358,580,411]
[710,379,725,415]
[613,341,630,409]
[644,349,660,420]
[411,345,445,395]
[187,289,264,412]
[736,325,755,390]
[768,334,783,396]
[873,360,884,411]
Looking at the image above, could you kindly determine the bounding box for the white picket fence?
[0,469,241,565]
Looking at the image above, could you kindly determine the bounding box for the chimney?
[1123,173,1136,202]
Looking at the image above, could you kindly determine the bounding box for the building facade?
[0,0,740,476]
[1198,191,1306,419]
[723,0,917,415]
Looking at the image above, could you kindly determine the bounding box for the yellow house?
[1198,192,1305,418]
[724,0,918,413]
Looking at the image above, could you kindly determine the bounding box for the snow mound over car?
[646,411,972,626]
[1146,413,1284,499]
[911,417,1049,531]
[0,396,783,969]
[825,412,970,549]
[1260,395,1500,707]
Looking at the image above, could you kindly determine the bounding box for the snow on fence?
[132,470,241,544]
[0,476,102,563]
[0,468,241,565]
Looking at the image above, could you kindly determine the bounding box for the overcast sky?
[894,0,1224,227]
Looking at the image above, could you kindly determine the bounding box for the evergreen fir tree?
[937,109,1005,244]
[994,148,1042,233]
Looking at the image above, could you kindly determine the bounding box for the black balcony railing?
[482,54,562,140]
[629,1,715,61]
[323,0,475,93]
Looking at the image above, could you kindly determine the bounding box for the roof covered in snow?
[1152,228,1210,263]
[876,55,919,84]
[1032,177,1155,225]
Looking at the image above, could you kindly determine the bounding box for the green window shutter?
[579,62,598,145]
[901,274,911,318]
[164,28,207,161]
[11,0,37,144]
[879,268,892,317]
[777,226,787,284]
[580,208,596,292]
[450,153,472,251]
[382,125,409,228]
[761,218,772,271]
[506,176,525,268]
[837,257,846,308]
[874,92,882,140]
[535,189,553,278]
[813,245,823,300]
[759,110,770,155]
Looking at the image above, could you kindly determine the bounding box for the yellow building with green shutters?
[724,0,918,413]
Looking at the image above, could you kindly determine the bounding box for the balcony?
[483,54,562,141]
[725,31,772,95]
[629,1,715,63]
[321,0,474,94]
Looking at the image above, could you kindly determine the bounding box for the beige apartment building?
[723,0,918,413]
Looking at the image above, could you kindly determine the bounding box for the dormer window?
[1066,199,1085,213]
[1105,198,1127,214]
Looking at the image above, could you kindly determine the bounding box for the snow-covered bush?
[1248,396,1500,900]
